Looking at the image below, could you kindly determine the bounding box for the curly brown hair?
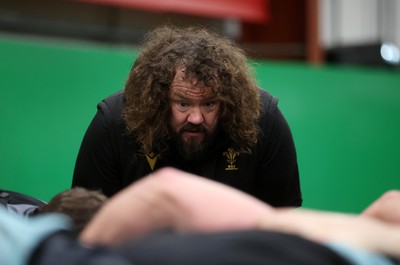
[35,187,107,234]
[123,25,261,154]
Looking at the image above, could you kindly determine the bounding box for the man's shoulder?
[101,90,125,108]
[97,90,125,120]
[258,88,279,114]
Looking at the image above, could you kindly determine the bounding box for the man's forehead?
[170,86,217,99]
[170,68,218,98]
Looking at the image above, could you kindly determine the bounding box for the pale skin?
[361,190,400,224]
[80,167,400,258]
[169,68,220,144]
[259,208,400,258]
[80,167,272,245]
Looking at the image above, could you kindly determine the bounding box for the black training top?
[72,88,302,207]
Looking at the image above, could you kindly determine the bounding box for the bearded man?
[72,25,302,207]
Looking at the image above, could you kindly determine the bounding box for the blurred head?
[35,187,107,234]
[123,25,261,157]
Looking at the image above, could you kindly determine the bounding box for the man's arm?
[361,190,400,224]
[72,102,122,197]
[255,89,302,207]
[80,167,272,245]
[258,207,400,258]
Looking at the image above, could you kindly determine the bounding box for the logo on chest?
[223,148,240,170]
[146,152,159,170]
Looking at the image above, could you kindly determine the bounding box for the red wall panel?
[72,0,270,23]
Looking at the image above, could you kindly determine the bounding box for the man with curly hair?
[72,25,302,207]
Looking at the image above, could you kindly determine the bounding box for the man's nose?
[187,107,204,124]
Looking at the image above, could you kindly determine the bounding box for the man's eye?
[203,102,217,110]
[176,102,189,110]
[178,102,189,107]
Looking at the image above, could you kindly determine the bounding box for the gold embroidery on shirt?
[146,152,159,170]
[223,148,240,170]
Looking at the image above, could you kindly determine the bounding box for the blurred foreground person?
[81,168,400,265]
[2,168,400,265]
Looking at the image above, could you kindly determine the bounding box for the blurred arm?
[80,167,272,245]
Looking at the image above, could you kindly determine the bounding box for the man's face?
[169,69,220,159]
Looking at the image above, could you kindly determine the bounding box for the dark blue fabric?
[117,230,353,265]
[31,231,133,265]
[31,229,357,265]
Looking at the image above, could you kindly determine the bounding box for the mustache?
[180,123,206,133]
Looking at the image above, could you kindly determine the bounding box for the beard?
[170,123,217,160]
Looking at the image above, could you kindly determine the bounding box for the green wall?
[254,61,400,212]
[1,35,399,213]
